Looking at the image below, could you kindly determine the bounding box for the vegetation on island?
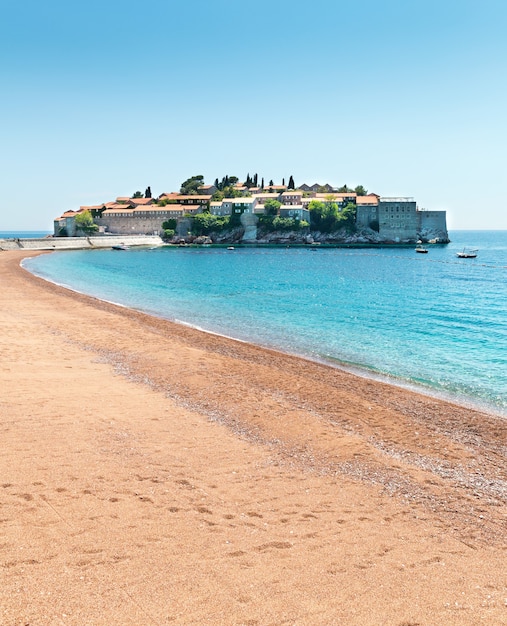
[74,210,99,235]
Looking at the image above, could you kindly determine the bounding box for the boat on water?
[112,244,129,250]
[415,246,428,254]
[227,246,235,250]
[456,248,478,258]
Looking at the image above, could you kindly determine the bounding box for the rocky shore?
[181,225,450,246]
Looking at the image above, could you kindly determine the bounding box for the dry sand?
[0,249,506,625]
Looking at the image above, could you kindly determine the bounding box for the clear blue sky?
[1,0,506,230]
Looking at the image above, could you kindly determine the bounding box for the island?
[53,174,449,246]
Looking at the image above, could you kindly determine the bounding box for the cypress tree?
[288,175,295,189]
[261,177,264,189]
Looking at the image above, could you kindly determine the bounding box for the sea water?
[23,231,507,416]
[0,231,51,239]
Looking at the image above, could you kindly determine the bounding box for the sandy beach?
[1,249,506,625]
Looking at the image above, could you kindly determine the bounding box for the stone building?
[378,197,418,242]
[97,205,187,235]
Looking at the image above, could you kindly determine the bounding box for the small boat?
[227,246,235,250]
[112,244,129,250]
[415,246,428,253]
[456,248,478,258]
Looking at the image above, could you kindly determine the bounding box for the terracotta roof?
[116,197,131,202]
[172,195,212,201]
[133,205,184,213]
[281,190,303,196]
[61,211,77,218]
[80,204,104,211]
[356,195,379,205]
[102,203,134,215]
[159,192,180,199]
[130,197,154,206]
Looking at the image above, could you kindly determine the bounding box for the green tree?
[339,202,357,230]
[336,184,353,193]
[354,185,368,196]
[132,191,143,198]
[288,175,295,189]
[162,219,177,230]
[264,199,281,216]
[74,210,99,234]
[191,213,231,236]
[180,175,204,195]
[308,200,340,233]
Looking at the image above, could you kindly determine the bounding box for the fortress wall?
[417,211,447,232]
[0,235,163,251]
[378,200,418,242]
[97,215,166,235]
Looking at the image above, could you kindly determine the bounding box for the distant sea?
[0,231,51,239]
[23,231,507,416]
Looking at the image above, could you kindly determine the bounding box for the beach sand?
[1,249,506,625]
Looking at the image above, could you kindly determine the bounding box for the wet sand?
[1,249,506,625]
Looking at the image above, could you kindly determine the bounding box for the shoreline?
[23,251,507,420]
[1,249,506,624]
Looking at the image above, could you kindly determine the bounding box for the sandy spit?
[0,250,506,625]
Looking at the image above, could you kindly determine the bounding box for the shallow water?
[24,231,507,415]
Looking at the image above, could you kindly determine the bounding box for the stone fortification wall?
[0,235,163,251]
[378,199,418,242]
[97,215,166,235]
[416,210,449,242]
[417,211,447,233]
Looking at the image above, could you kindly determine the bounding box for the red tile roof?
[357,195,379,205]
[130,197,153,205]
[172,195,212,201]
[159,192,180,199]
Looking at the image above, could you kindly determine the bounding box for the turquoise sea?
[0,231,51,239]
[23,231,507,416]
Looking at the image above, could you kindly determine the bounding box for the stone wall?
[0,235,163,251]
[96,215,166,235]
[378,199,418,242]
[416,210,449,242]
